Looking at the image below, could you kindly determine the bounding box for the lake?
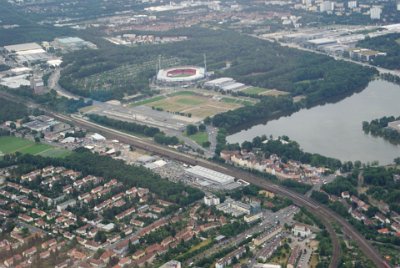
[227,79,400,165]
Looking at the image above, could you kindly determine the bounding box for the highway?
[0,91,386,267]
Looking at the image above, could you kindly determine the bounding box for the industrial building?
[23,116,60,132]
[204,77,247,92]
[52,37,96,52]
[4,42,43,53]
[4,42,51,64]
[185,165,235,186]
[0,75,31,88]
[348,48,386,61]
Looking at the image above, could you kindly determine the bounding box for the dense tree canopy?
[59,27,376,102]
[0,97,29,123]
[362,115,400,145]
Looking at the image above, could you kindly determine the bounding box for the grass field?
[242,87,269,95]
[132,95,166,106]
[168,91,196,97]
[0,136,70,158]
[221,97,254,106]
[135,92,243,119]
[187,238,212,254]
[260,89,289,97]
[187,131,208,146]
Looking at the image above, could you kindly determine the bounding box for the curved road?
[0,91,386,267]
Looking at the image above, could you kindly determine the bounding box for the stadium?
[156,66,206,83]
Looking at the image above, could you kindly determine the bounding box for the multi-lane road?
[0,91,387,267]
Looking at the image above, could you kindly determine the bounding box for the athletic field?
[0,136,71,158]
[137,91,244,119]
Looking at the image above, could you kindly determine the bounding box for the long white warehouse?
[185,165,235,186]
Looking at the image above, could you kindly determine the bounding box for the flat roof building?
[4,43,42,53]
[185,165,235,186]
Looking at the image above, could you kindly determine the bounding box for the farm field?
[0,136,71,158]
[133,91,244,119]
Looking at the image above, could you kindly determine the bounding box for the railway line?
[0,91,387,267]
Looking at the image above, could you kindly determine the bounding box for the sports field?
[0,136,71,158]
[139,91,243,119]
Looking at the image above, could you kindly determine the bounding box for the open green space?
[168,91,197,97]
[221,97,253,106]
[176,97,204,106]
[38,148,72,158]
[187,238,212,254]
[133,93,242,119]
[187,131,208,146]
[0,137,33,154]
[0,136,70,158]
[132,95,166,106]
[242,87,268,95]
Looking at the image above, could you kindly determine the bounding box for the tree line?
[88,114,179,146]
[6,86,92,113]
[362,115,400,145]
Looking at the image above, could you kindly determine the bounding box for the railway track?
[0,91,387,267]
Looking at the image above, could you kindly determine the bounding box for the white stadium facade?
[156,66,206,83]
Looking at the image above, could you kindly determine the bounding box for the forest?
[6,87,92,113]
[358,33,400,70]
[59,27,376,102]
[362,115,400,144]
[0,97,29,123]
